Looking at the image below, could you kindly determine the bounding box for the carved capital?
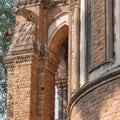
[56,77,68,89]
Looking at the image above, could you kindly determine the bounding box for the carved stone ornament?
[14,0,41,8]
[13,7,38,23]
[6,21,38,58]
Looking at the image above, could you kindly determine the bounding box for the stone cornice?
[5,52,39,66]
[68,64,120,118]
[5,44,40,68]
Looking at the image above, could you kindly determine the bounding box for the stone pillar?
[80,0,87,86]
[68,0,72,101]
[115,0,120,63]
[73,5,80,91]
[37,51,59,120]
[63,86,68,119]
[57,79,68,119]
[5,34,40,120]
[106,0,113,59]
[5,3,41,119]
[58,85,63,119]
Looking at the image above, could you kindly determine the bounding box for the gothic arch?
[47,18,69,119]
[48,24,68,54]
[48,12,68,54]
[48,12,68,40]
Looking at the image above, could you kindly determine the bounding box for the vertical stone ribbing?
[68,2,72,101]
[63,87,68,119]
[70,1,80,94]
[58,87,63,119]
[106,0,113,60]
[80,0,87,86]
[74,5,80,90]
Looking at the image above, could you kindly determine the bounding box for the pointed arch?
[48,24,68,54]
[48,12,68,54]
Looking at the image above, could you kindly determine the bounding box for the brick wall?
[69,75,120,120]
[48,5,68,25]
[7,66,14,120]
[92,0,106,66]
[87,0,106,68]
[6,54,39,120]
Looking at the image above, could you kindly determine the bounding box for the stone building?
[5,0,120,120]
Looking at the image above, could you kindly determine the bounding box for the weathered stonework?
[5,0,120,120]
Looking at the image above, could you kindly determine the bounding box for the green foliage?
[0,0,15,119]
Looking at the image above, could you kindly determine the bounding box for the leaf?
[0,0,15,119]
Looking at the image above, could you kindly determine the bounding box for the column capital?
[56,78,68,90]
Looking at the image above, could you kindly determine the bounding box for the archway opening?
[48,24,68,120]
[55,37,68,120]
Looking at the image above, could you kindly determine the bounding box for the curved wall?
[68,67,120,120]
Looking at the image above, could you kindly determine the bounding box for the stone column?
[57,79,68,119]
[73,5,80,91]
[68,2,72,101]
[63,86,68,119]
[115,0,120,63]
[58,85,63,119]
[80,0,87,86]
